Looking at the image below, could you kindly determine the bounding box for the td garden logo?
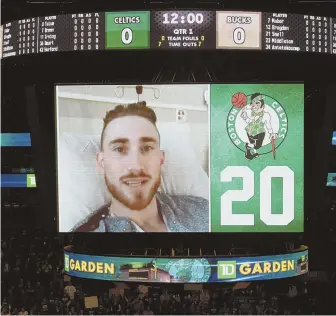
[64,254,70,272]
[217,261,237,279]
[227,92,289,160]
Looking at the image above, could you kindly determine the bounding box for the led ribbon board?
[64,248,308,283]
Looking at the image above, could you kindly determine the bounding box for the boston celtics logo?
[227,92,288,160]
[165,259,211,283]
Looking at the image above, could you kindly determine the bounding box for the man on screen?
[73,101,209,232]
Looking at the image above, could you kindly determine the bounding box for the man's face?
[251,100,263,113]
[97,116,164,210]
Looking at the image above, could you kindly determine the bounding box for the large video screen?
[0,133,31,147]
[327,173,336,187]
[1,174,36,188]
[56,84,304,233]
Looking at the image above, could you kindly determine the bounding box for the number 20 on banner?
[221,166,295,226]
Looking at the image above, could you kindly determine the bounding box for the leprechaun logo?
[227,92,288,160]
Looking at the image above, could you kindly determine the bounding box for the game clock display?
[150,11,216,49]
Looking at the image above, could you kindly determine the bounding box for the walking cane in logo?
[151,260,158,280]
[271,136,276,160]
[231,92,279,161]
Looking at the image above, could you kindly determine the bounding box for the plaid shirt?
[73,193,209,233]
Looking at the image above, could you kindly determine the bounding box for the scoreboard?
[106,12,150,49]
[216,11,262,50]
[150,11,216,49]
[2,10,336,58]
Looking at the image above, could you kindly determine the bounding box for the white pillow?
[57,127,209,232]
[57,133,110,233]
[158,123,209,199]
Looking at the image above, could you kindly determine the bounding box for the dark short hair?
[100,101,158,149]
[250,93,265,107]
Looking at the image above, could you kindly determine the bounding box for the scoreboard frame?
[1,9,336,58]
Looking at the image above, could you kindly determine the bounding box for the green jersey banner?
[210,84,304,232]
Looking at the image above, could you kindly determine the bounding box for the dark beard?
[104,175,161,211]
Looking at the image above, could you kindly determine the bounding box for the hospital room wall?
[57,87,209,174]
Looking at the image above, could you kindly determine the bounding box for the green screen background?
[105,12,150,49]
[210,84,304,232]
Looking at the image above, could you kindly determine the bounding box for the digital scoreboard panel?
[2,13,105,57]
[105,11,150,49]
[1,10,336,58]
[216,11,262,50]
[150,11,216,49]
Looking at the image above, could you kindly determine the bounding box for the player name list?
[2,13,105,57]
[2,21,19,57]
[38,13,105,53]
[263,13,303,52]
[263,13,335,54]
[332,18,336,54]
[1,16,65,56]
[38,15,62,53]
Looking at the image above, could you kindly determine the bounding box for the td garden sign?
[217,260,296,280]
[64,248,308,283]
[64,257,115,275]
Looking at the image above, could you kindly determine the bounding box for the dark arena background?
[1,0,336,315]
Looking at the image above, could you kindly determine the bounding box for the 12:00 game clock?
[150,11,216,49]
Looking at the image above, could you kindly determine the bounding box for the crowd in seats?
[1,230,65,315]
[60,283,311,315]
[1,230,333,315]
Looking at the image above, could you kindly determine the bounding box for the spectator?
[240,298,253,315]
[287,284,298,299]
[256,299,267,315]
[64,281,76,300]
[18,306,28,315]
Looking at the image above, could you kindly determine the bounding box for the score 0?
[121,28,133,45]
[105,13,150,49]
[233,27,245,44]
[216,12,262,50]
